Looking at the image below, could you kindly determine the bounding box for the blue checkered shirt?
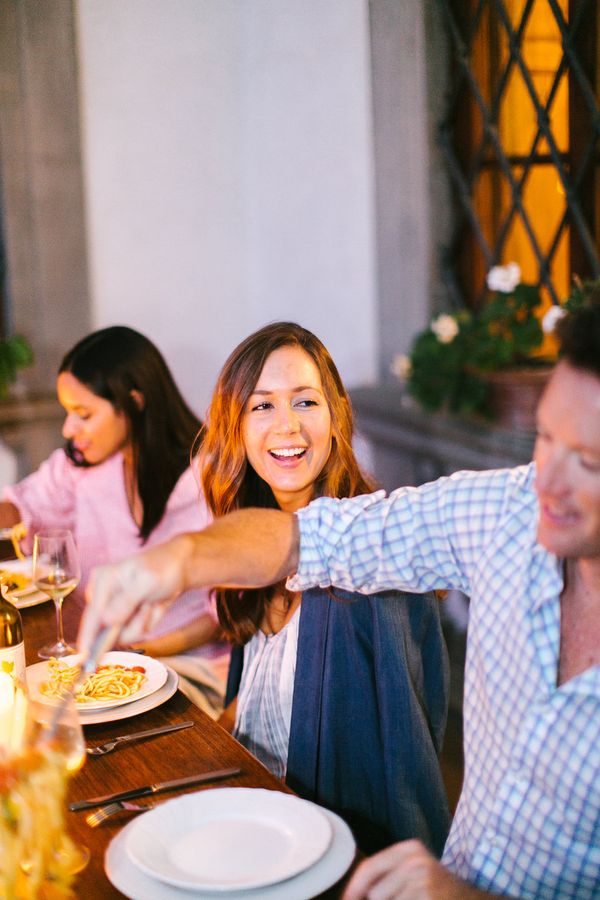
[288,464,600,899]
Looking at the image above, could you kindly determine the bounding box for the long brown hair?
[198,321,375,642]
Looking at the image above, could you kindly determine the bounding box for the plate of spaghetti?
[0,557,49,608]
[26,651,168,711]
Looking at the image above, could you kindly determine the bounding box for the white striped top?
[233,608,300,779]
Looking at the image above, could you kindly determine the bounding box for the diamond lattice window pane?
[436,0,600,308]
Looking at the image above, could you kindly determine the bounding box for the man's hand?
[342,840,490,900]
[78,534,191,657]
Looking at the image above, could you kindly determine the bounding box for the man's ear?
[130,389,145,411]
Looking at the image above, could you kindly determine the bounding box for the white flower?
[431,313,459,344]
[486,262,521,293]
[391,354,412,380]
[542,305,566,334]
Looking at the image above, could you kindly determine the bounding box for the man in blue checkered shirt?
[81,299,600,899]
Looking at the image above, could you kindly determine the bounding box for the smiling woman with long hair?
[198,321,451,854]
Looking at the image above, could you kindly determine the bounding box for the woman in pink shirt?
[0,326,229,715]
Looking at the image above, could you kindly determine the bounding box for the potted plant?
[0,335,33,399]
[392,265,590,429]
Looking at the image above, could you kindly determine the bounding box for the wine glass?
[19,693,90,883]
[25,695,87,776]
[33,530,81,659]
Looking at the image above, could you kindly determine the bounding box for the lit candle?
[9,683,27,753]
[0,670,15,756]
[0,670,27,757]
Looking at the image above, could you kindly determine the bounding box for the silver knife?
[69,766,242,811]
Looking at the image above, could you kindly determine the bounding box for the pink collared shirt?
[3,448,224,658]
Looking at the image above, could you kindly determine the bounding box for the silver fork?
[86,720,194,756]
[85,799,156,828]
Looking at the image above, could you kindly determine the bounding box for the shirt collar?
[530,542,564,612]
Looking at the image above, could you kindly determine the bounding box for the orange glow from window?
[470,0,570,305]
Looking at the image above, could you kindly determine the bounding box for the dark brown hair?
[198,321,375,642]
[557,285,600,379]
[60,326,201,541]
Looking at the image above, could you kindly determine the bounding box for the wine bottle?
[0,592,25,687]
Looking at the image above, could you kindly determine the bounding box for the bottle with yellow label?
[0,592,25,687]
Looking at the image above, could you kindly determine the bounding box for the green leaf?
[403,278,549,420]
[0,335,34,395]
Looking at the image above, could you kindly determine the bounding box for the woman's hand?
[342,841,492,900]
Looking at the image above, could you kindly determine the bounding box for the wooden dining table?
[19,593,358,899]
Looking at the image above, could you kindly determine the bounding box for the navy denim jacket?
[226,587,451,855]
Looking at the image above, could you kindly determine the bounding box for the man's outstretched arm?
[78,508,299,655]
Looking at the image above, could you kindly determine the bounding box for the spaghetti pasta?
[39,659,147,704]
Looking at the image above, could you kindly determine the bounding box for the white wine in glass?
[33,530,81,660]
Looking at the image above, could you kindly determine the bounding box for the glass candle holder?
[0,687,89,898]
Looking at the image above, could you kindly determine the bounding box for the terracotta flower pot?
[482,366,552,431]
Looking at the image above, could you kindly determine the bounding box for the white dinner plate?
[7,588,50,609]
[106,801,355,900]
[0,557,49,608]
[0,556,33,594]
[125,788,333,892]
[26,651,168,710]
[79,665,179,725]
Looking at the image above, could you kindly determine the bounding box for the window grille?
[435,0,600,309]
